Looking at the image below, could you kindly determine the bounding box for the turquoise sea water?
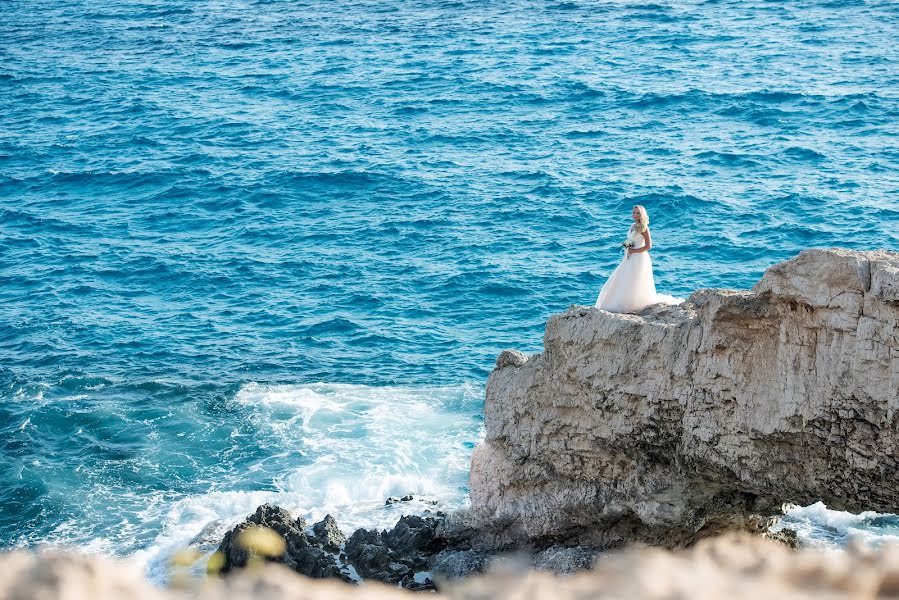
[2,0,898,579]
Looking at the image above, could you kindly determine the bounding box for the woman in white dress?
[595,205,677,313]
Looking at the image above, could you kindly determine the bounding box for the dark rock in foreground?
[216,502,648,593]
[311,514,345,552]
[217,505,450,590]
[344,528,395,581]
[215,504,610,591]
[217,505,351,583]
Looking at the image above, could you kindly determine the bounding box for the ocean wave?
[776,502,899,549]
[135,382,482,581]
[265,169,405,188]
[1,378,482,574]
[694,150,764,168]
[782,146,827,162]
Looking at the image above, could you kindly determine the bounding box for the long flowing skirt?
[595,252,678,313]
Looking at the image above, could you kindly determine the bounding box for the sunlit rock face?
[469,249,899,549]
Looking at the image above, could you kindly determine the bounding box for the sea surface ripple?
[1,0,898,578]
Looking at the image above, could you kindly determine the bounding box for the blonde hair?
[633,205,649,233]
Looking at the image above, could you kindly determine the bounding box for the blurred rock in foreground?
[6,535,899,599]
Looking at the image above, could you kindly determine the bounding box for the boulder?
[344,528,395,582]
[217,504,350,582]
[311,514,346,552]
[382,515,446,567]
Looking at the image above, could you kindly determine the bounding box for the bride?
[595,205,680,313]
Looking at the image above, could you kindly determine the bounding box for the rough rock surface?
[345,515,446,587]
[429,548,492,580]
[469,249,899,549]
[344,528,395,580]
[383,515,447,562]
[532,546,600,574]
[218,504,351,582]
[9,535,899,599]
[312,515,346,552]
[219,505,446,589]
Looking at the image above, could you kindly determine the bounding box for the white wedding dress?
[595,225,681,313]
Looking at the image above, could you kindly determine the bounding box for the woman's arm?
[628,229,653,255]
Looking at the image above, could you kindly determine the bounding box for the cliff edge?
[469,248,899,548]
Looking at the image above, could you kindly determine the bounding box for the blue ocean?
[2,0,898,581]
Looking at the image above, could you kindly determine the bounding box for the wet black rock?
[428,548,492,580]
[312,514,346,552]
[385,494,415,505]
[217,505,451,591]
[383,515,445,568]
[217,504,351,582]
[344,528,395,581]
[214,504,660,591]
[218,505,294,572]
[343,515,447,589]
[404,578,437,592]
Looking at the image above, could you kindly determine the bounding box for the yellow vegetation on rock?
[169,549,203,568]
[237,526,287,558]
[207,551,227,576]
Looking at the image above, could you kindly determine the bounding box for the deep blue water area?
[1,0,898,578]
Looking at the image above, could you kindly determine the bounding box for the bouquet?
[622,241,634,258]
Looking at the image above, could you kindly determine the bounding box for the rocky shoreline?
[3,248,897,599]
[204,248,898,591]
[212,501,605,591]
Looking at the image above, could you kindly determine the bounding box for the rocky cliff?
[469,249,899,549]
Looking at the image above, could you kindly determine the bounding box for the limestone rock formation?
[469,249,899,549]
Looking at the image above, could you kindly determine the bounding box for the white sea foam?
[774,502,899,550]
[133,382,483,583]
